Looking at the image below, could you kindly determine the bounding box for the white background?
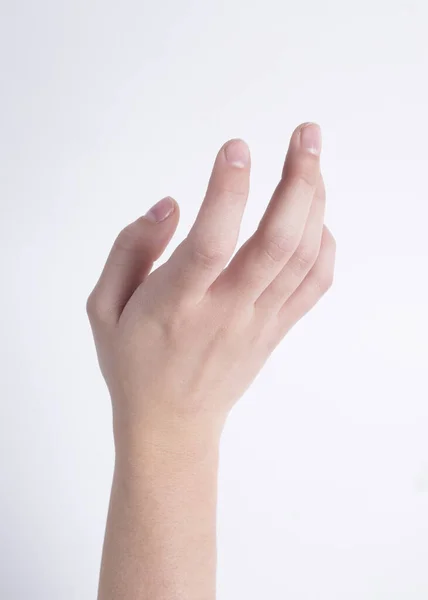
[1,1,428,598]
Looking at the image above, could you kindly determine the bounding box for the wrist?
[112,409,224,470]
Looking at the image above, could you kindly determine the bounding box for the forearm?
[97,424,221,600]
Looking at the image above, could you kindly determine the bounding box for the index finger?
[161,139,251,299]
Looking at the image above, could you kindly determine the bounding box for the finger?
[215,123,321,302]
[160,139,251,299]
[255,175,326,314]
[275,225,336,337]
[86,196,179,325]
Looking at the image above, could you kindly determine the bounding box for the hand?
[87,123,335,453]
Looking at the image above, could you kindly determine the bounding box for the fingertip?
[144,196,177,223]
[294,122,322,156]
[223,138,251,169]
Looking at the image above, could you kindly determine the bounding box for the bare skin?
[87,122,336,600]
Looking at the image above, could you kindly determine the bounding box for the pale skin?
[87,122,336,600]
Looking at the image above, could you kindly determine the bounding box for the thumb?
[87,196,180,325]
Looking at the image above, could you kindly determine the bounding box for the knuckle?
[158,298,192,339]
[85,291,111,325]
[288,167,317,194]
[311,228,336,293]
[260,229,299,263]
[188,239,225,269]
[86,291,100,320]
[292,243,319,273]
[209,182,248,199]
[161,312,185,339]
[299,168,318,190]
[314,263,335,294]
[114,223,141,254]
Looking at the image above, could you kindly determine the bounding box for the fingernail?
[300,123,322,156]
[224,139,250,168]
[144,196,175,223]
